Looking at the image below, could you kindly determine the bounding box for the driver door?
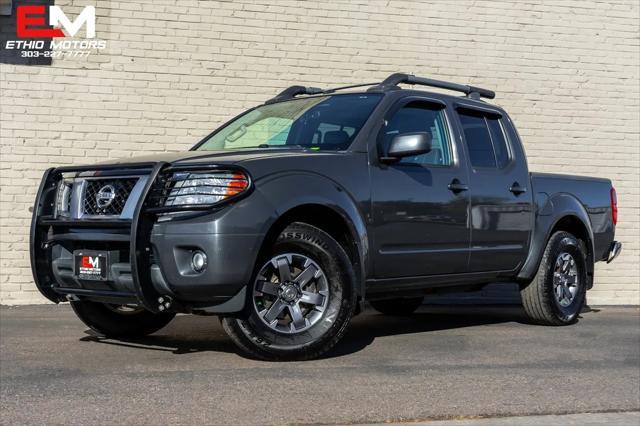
[371,99,471,278]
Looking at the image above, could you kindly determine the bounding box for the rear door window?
[486,117,510,168]
[458,109,511,169]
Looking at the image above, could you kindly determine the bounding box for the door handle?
[509,182,527,195]
[448,179,469,194]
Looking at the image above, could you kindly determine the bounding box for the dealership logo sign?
[17,5,96,38]
[4,5,106,59]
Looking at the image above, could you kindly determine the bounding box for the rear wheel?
[520,231,588,325]
[370,297,423,315]
[221,222,357,361]
[70,300,175,337]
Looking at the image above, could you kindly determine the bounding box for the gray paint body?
[31,89,617,311]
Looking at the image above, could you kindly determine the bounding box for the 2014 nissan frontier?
[31,73,622,360]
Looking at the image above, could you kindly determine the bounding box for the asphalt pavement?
[1,304,638,425]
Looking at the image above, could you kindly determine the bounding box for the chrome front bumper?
[606,241,622,263]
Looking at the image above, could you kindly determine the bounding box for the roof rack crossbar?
[265,85,323,104]
[368,73,495,99]
[265,73,495,104]
[322,82,380,94]
[267,82,382,103]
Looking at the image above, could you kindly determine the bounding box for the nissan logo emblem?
[96,184,116,209]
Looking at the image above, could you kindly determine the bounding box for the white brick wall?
[1,0,638,305]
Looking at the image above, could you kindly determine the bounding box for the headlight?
[55,179,74,217]
[164,171,249,207]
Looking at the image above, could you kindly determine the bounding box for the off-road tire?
[370,297,423,315]
[221,222,357,361]
[70,300,175,337]
[520,231,588,325]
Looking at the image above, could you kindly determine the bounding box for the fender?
[518,192,595,283]
[254,171,369,296]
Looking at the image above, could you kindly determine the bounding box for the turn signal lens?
[225,173,250,197]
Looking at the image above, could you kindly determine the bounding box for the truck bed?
[530,172,615,261]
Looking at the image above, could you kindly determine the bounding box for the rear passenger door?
[455,106,533,272]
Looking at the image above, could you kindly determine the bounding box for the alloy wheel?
[553,252,580,307]
[253,253,329,334]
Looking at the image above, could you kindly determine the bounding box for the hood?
[94,149,299,166]
[92,149,353,178]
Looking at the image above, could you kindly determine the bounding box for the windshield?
[196,93,382,151]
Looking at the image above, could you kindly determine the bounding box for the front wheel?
[520,231,588,325]
[70,300,175,337]
[221,222,357,361]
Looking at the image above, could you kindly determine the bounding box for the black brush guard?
[30,161,252,313]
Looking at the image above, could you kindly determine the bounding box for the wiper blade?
[256,144,309,149]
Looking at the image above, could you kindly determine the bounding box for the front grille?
[83,178,138,216]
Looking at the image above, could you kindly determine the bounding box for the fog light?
[191,250,207,273]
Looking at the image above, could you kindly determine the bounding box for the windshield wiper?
[257,144,309,149]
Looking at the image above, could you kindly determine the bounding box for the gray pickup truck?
[31,73,621,360]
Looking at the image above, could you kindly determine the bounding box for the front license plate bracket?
[73,250,112,281]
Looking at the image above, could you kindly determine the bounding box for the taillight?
[610,186,617,226]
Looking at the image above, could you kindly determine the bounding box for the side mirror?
[381,132,432,163]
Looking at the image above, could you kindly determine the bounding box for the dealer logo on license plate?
[82,256,100,269]
[74,252,107,280]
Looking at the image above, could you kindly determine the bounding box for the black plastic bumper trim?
[193,286,247,314]
[53,287,136,298]
[52,287,139,305]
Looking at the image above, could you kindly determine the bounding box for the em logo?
[16,5,96,38]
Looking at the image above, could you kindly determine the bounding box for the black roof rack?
[265,73,495,104]
[264,82,379,104]
[367,73,495,99]
[322,82,379,94]
[265,85,324,104]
